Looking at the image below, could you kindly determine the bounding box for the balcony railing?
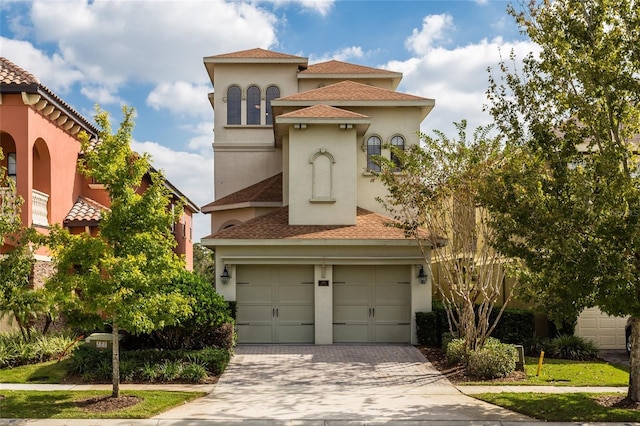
[32,189,49,227]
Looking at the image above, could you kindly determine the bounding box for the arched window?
[265,85,280,125]
[7,152,16,183]
[390,135,405,171]
[366,135,382,172]
[226,85,241,125]
[246,85,261,125]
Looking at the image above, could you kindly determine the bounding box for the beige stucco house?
[200,48,436,344]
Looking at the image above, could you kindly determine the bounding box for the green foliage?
[415,312,440,346]
[192,243,216,285]
[0,330,78,368]
[0,147,22,244]
[445,338,468,365]
[546,335,600,361]
[467,338,517,379]
[68,345,230,382]
[121,270,234,350]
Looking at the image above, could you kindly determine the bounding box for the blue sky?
[0,0,535,240]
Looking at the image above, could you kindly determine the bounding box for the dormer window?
[366,136,382,172]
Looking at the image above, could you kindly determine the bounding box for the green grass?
[462,356,629,386]
[0,390,206,419]
[476,392,640,422]
[0,359,70,383]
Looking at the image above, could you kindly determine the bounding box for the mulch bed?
[76,395,143,412]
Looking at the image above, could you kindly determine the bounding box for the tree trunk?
[111,321,120,398]
[628,317,640,402]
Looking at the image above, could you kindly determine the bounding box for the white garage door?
[576,307,628,350]
[333,265,411,343]
[236,265,315,343]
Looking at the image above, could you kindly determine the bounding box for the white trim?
[219,255,425,265]
[202,238,428,247]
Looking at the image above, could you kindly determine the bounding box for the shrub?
[468,339,517,379]
[546,334,599,361]
[121,271,234,350]
[491,308,535,344]
[0,330,79,368]
[181,362,208,383]
[415,312,439,346]
[445,338,468,365]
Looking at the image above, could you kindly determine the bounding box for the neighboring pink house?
[0,57,199,275]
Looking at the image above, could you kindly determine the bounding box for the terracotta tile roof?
[205,48,306,61]
[300,60,400,76]
[206,206,430,241]
[64,196,109,225]
[0,57,40,85]
[278,104,369,120]
[275,80,430,102]
[202,173,282,210]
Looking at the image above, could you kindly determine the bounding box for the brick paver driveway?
[155,344,532,423]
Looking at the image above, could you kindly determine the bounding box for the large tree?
[375,121,516,352]
[47,106,191,398]
[482,0,640,399]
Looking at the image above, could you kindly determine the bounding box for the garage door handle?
[372,308,375,317]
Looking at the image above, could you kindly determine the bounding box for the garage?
[576,307,628,350]
[236,265,315,343]
[333,265,411,343]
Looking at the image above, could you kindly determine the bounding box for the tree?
[192,243,216,286]
[482,0,640,400]
[47,105,192,398]
[374,120,516,352]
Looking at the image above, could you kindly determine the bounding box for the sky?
[0,0,537,241]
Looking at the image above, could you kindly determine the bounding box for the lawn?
[0,390,206,419]
[475,392,640,422]
[462,356,630,387]
[0,359,70,383]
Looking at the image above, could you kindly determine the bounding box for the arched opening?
[32,138,51,227]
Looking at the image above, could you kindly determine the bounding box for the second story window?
[226,85,241,125]
[265,85,280,125]
[390,135,405,171]
[7,152,16,183]
[366,136,382,172]
[246,85,261,125]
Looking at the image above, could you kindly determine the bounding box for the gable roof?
[299,60,403,89]
[203,206,432,244]
[278,104,369,120]
[203,48,308,83]
[201,173,283,213]
[271,80,434,106]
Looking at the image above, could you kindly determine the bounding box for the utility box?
[85,333,121,351]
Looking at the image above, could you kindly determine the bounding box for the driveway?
[154,344,532,423]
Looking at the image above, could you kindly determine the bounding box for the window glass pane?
[265,86,280,125]
[7,152,16,181]
[367,136,382,172]
[391,135,405,170]
[247,85,261,125]
[227,86,241,125]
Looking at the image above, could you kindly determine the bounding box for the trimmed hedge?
[416,303,534,346]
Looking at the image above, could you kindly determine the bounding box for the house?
[0,57,199,294]
[200,48,436,344]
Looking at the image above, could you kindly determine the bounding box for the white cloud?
[0,37,84,93]
[267,0,334,16]
[147,81,212,119]
[389,35,538,138]
[28,0,279,87]
[405,14,455,56]
[308,46,369,64]
[131,140,214,240]
[80,84,123,106]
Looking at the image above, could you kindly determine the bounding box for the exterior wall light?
[220,265,231,285]
[417,265,428,285]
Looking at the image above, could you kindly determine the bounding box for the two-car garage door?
[235,265,411,344]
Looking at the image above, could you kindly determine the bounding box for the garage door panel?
[277,265,314,282]
[278,325,314,343]
[237,324,272,343]
[237,285,272,303]
[335,266,370,282]
[334,284,369,303]
[576,307,628,350]
[278,305,314,323]
[237,265,272,283]
[375,284,410,304]
[374,266,406,281]
[278,284,313,304]
[334,305,369,322]
[374,324,411,343]
[237,305,273,323]
[334,324,369,343]
[375,305,410,323]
